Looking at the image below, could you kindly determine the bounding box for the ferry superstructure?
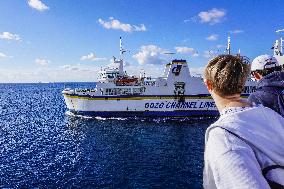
[62,38,256,117]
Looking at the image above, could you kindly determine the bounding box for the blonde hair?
[204,55,250,97]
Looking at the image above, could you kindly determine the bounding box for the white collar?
[220,106,252,116]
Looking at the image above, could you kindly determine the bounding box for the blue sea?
[0,83,217,189]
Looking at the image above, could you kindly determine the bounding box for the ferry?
[62,37,256,117]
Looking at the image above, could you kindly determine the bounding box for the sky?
[0,0,284,83]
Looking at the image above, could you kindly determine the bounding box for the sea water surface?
[0,83,217,188]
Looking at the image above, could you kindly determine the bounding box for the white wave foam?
[65,111,93,119]
[65,111,75,117]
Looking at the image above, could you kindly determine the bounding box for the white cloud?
[133,45,168,65]
[192,52,199,57]
[0,64,102,83]
[175,46,195,54]
[98,17,146,32]
[190,67,205,76]
[198,8,226,25]
[60,64,99,72]
[125,64,164,78]
[216,44,225,49]
[58,64,100,79]
[229,29,244,34]
[184,19,191,23]
[175,46,198,57]
[81,53,107,61]
[206,34,218,41]
[184,16,199,24]
[276,29,284,33]
[182,38,190,43]
[28,0,49,11]
[60,65,81,71]
[0,52,12,59]
[0,32,21,41]
[0,52,8,59]
[35,58,50,66]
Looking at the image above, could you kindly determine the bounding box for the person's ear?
[252,72,262,81]
[204,79,213,92]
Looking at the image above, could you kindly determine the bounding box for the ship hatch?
[174,82,185,102]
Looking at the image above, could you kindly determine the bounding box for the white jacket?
[203,106,284,189]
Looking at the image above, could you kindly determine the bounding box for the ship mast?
[276,29,284,55]
[119,37,123,60]
[226,36,231,55]
[281,37,283,55]
[116,37,126,76]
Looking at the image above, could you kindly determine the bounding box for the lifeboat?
[115,77,139,86]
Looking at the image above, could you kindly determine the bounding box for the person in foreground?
[203,55,284,189]
[249,54,284,117]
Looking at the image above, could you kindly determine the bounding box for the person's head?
[204,54,250,98]
[251,55,281,81]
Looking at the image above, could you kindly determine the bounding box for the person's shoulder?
[206,126,252,162]
[248,91,260,103]
[258,105,283,118]
[279,71,284,77]
[263,71,284,83]
[248,86,275,105]
[273,70,284,78]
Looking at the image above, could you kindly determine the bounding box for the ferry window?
[121,88,130,94]
[116,88,121,94]
[107,74,114,79]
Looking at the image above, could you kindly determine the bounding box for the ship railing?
[115,82,141,86]
[75,88,97,93]
[62,88,75,94]
[102,87,145,96]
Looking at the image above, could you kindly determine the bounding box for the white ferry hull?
[63,93,223,117]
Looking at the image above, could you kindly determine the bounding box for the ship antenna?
[120,37,122,59]
[117,37,126,76]
[236,48,241,57]
[119,37,126,60]
[226,36,231,55]
[276,29,284,55]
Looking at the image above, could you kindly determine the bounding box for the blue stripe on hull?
[68,110,219,117]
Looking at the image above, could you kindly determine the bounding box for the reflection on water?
[0,83,217,188]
